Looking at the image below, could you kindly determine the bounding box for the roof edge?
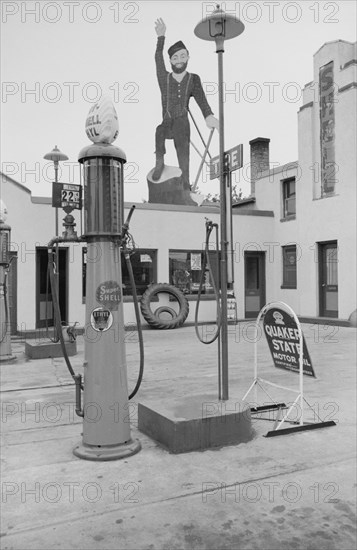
[0,172,32,194]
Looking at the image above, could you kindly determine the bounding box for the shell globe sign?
[85,96,119,144]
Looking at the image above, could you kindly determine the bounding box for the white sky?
[1,0,356,202]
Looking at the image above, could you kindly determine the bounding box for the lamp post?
[43,146,69,339]
[195,5,244,400]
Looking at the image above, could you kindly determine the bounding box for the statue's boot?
[152,156,165,181]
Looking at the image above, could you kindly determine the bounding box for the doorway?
[36,247,68,328]
[318,241,338,317]
[244,251,266,318]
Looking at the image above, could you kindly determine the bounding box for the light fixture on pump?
[73,96,141,461]
[194,5,245,401]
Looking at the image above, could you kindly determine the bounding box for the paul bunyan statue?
[148,18,219,206]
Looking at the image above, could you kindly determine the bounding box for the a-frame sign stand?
[243,302,336,437]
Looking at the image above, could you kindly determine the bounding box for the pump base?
[138,394,254,454]
[25,340,77,359]
[73,438,141,461]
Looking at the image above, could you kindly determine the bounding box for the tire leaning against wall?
[140,283,189,330]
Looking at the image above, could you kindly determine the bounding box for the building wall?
[254,40,357,320]
[298,40,356,319]
[254,162,300,313]
[1,40,355,330]
[1,178,82,330]
[0,180,274,329]
[103,203,274,326]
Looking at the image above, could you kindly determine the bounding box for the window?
[82,248,157,300]
[282,178,296,219]
[121,249,157,297]
[282,245,297,288]
[325,245,338,286]
[169,250,219,296]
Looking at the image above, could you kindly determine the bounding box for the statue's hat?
[168,41,187,58]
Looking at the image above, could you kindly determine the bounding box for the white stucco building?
[252,39,356,321]
[1,40,356,334]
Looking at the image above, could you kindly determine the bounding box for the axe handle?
[191,128,215,192]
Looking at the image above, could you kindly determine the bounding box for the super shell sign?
[85,96,119,144]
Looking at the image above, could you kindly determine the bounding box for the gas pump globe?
[0,200,16,363]
[73,98,141,461]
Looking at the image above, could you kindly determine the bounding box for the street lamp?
[43,145,68,339]
[194,5,245,400]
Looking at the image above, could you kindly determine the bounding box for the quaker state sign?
[263,307,315,377]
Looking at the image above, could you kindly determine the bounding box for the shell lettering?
[85,96,119,144]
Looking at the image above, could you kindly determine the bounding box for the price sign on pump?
[52,182,82,210]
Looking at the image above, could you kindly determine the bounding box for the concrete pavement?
[1,322,356,549]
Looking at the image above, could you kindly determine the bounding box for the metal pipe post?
[54,161,60,340]
[217,47,229,401]
[194,5,245,402]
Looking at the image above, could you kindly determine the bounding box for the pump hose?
[46,262,59,343]
[47,216,144,399]
[48,247,80,385]
[1,257,17,343]
[194,221,222,344]
[0,271,10,343]
[124,250,144,400]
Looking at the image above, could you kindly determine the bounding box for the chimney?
[249,137,270,196]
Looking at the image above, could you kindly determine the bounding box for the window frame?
[122,248,157,300]
[281,245,297,289]
[281,177,296,220]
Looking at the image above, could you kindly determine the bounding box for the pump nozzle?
[121,205,136,242]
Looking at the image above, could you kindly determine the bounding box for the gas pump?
[0,201,16,363]
[44,97,142,460]
[73,141,141,461]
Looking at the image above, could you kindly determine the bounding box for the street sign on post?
[52,182,82,210]
[209,144,243,180]
[210,145,243,286]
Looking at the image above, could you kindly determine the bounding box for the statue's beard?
[171,61,188,74]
